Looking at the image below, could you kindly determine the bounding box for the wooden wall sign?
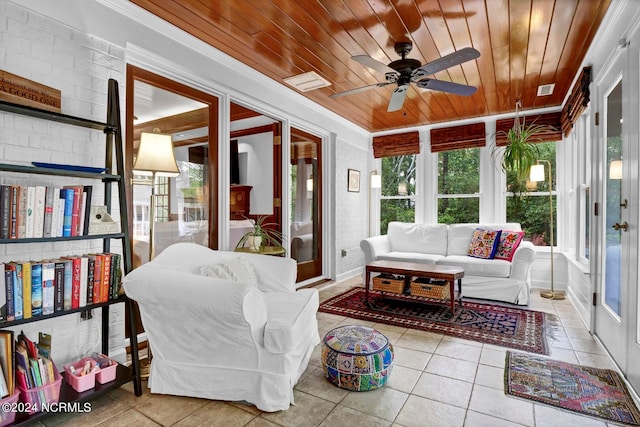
[0,70,61,112]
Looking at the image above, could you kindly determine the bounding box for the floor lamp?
[368,170,381,236]
[529,160,564,300]
[132,129,180,378]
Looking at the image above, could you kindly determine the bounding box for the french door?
[594,33,640,394]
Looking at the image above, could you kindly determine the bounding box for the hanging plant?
[492,100,556,183]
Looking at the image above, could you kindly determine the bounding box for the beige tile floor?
[37,277,636,427]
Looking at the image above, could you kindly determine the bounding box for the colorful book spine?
[30,262,43,317]
[5,264,15,321]
[63,186,82,237]
[61,188,74,237]
[110,253,121,300]
[81,186,92,235]
[21,261,32,319]
[12,262,23,320]
[92,254,103,304]
[53,188,65,238]
[101,253,111,303]
[41,262,55,315]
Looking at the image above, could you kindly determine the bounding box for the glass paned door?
[604,81,623,317]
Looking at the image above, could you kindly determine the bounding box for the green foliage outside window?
[437,148,480,224]
[380,155,416,234]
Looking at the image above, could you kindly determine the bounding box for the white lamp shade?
[398,182,407,195]
[529,164,545,182]
[133,132,180,177]
[371,173,381,189]
[609,160,623,180]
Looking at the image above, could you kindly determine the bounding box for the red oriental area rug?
[505,352,640,425]
[319,287,555,354]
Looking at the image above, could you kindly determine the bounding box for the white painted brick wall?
[0,2,127,365]
[335,139,368,277]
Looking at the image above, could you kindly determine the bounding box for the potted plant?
[492,102,557,184]
[235,215,285,251]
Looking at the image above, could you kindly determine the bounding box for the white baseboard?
[336,267,362,283]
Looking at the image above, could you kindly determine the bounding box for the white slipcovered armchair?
[123,242,320,412]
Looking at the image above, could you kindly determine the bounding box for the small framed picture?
[347,169,360,192]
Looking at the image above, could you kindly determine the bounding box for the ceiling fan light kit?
[331,41,480,112]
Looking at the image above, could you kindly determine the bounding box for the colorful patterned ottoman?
[321,325,394,391]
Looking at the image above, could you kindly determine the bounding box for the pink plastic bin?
[0,392,19,426]
[64,358,97,393]
[18,367,62,414]
[93,354,117,384]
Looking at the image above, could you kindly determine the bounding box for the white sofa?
[290,221,314,262]
[123,242,320,411]
[360,222,536,305]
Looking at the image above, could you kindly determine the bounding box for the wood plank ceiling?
[131,0,610,133]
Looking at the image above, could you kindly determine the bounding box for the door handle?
[613,221,629,232]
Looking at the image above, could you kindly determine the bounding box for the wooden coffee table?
[365,260,464,314]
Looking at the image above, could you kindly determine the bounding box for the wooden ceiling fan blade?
[329,82,392,98]
[415,47,480,77]
[352,55,399,75]
[387,85,408,112]
[416,79,477,96]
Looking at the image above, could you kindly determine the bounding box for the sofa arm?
[291,234,313,262]
[360,235,391,264]
[123,265,268,365]
[509,241,536,281]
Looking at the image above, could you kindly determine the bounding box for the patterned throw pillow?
[467,228,502,259]
[200,257,258,286]
[494,230,525,262]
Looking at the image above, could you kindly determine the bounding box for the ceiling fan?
[330,42,480,112]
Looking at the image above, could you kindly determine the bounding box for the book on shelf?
[79,256,88,308]
[66,256,81,309]
[62,258,73,311]
[86,255,95,305]
[89,254,103,304]
[21,261,32,319]
[25,186,36,238]
[51,187,64,238]
[41,261,55,316]
[31,262,43,317]
[5,263,15,321]
[0,330,14,396]
[17,185,27,239]
[101,253,111,303]
[61,188,74,237]
[10,262,24,321]
[37,332,51,359]
[33,185,46,239]
[0,264,6,322]
[0,185,11,239]
[108,253,122,300]
[42,186,55,238]
[63,185,82,237]
[53,260,65,312]
[9,185,19,239]
[81,186,92,235]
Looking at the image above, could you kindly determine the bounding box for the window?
[506,141,557,245]
[380,155,416,234]
[437,148,480,224]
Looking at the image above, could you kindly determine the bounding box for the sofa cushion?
[448,223,522,256]
[387,222,448,255]
[200,257,258,286]
[377,252,444,265]
[468,228,502,259]
[436,255,512,277]
[494,231,525,261]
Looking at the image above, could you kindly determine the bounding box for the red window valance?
[430,122,486,152]
[372,131,420,158]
